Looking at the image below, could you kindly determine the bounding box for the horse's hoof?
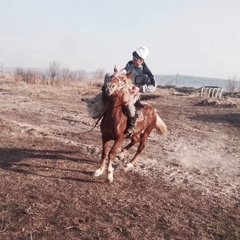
[124,163,134,172]
[113,162,120,170]
[107,173,114,183]
[118,152,125,161]
[93,168,104,177]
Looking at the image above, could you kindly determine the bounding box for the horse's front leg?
[93,139,109,177]
[107,138,124,183]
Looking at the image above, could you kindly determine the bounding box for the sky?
[1,0,240,79]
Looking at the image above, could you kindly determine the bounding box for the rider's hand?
[129,85,139,95]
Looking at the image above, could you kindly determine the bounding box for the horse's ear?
[126,71,133,79]
[114,65,118,73]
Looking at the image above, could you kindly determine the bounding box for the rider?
[122,46,156,135]
[103,46,156,135]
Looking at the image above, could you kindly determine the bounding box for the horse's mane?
[83,71,134,119]
[114,71,133,104]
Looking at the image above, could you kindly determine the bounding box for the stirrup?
[124,127,135,135]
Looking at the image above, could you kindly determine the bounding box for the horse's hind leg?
[93,140,109,177]
[125,128,153,170]
[118,135,140,161]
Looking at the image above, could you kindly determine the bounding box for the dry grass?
[12,68,104,89]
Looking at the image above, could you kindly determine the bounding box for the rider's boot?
[124,115,137,135]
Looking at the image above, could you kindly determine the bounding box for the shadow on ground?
[0,148,100,183]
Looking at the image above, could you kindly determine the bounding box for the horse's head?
[106,70,132,96]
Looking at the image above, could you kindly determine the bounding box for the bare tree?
[14,68,25,82]
[68,72,77,81]
[25,70,38,84]
[37,72,47,85]
[77,69,88,81]
[60,67,70,81]
[226,76,239,92]
[92,68,105,80]
[47,61,60,81]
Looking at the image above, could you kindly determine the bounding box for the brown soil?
[0,79,240,240]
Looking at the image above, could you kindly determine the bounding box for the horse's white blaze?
[93,168,104,177]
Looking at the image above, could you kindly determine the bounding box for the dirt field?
[0,77,240,240]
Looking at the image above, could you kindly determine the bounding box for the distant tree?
[25,70,38,84]
[226,76,239,92]
[47,61,60,81]
[68,72,77,81]
[14,68,25,82]
[77,69,88,81]
[92,68,105,80]
[38,72,48,84]
[60,67,70,81]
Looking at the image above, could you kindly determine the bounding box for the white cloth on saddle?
[85,93,106,119]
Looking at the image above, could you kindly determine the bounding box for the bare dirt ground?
[0,77,240,240]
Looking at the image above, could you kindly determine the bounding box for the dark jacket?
[124,61,156,93]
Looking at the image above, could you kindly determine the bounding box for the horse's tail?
[155,113,167,136]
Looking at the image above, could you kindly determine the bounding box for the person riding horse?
[95,71,167,182]
[103,46,156,135]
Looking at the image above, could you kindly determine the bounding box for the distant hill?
[155,75,230,90]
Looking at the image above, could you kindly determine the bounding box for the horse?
[93,70,167,182]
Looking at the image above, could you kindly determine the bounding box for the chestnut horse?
[94,71,167,182]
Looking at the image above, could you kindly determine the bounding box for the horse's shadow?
[0,148,100,183]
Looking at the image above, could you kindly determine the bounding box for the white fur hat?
[132,46,149,60]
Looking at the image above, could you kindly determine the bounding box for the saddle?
[135,100,144,121]
[122,99,144,121]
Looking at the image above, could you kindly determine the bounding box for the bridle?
[106,75,128,107]
[113,75,126,91]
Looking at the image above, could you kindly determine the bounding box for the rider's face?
[133,57,143,67]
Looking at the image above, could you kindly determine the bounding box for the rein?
[79,115,103,134]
